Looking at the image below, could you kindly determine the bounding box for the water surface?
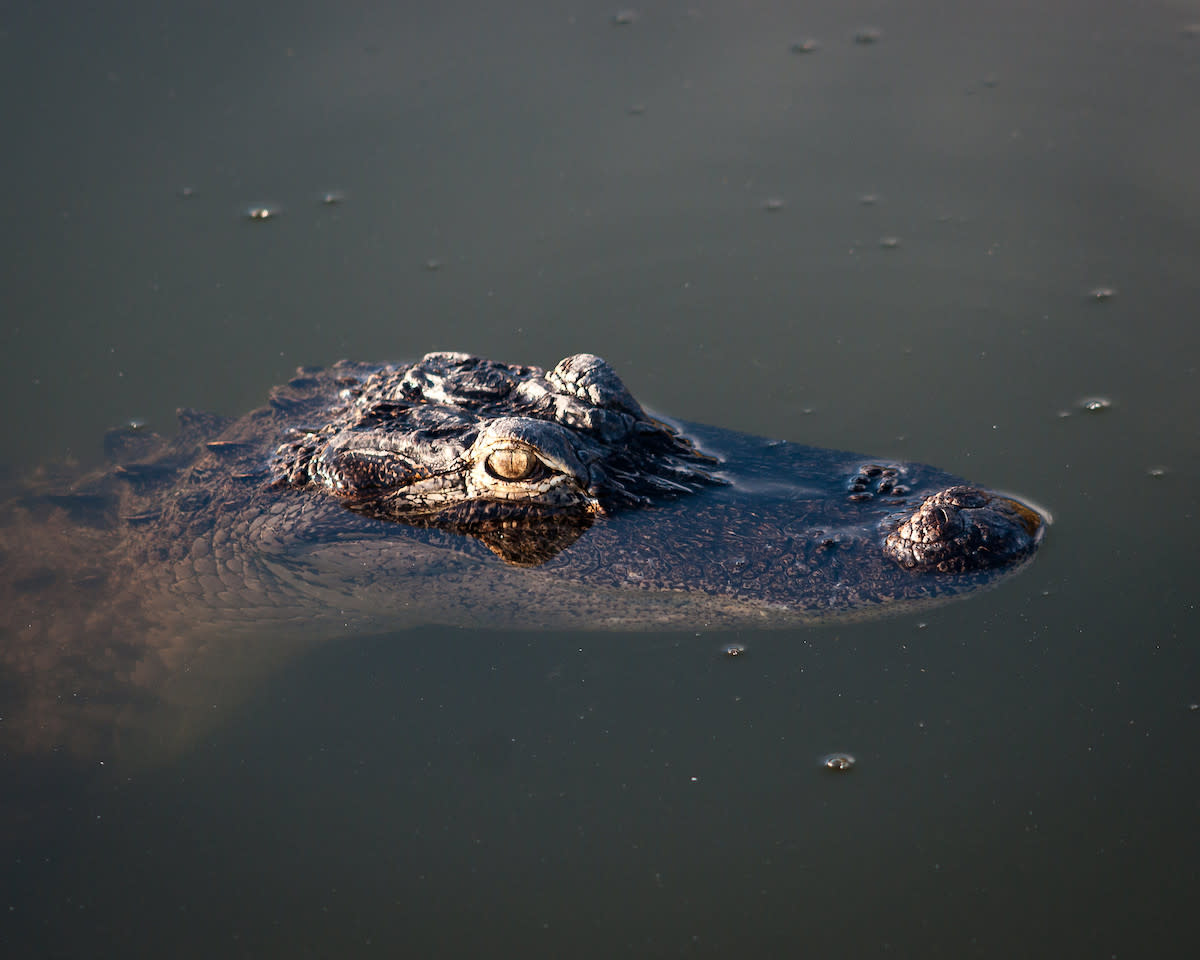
[2,1,1198,956]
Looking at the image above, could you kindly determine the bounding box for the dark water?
[3,1,1199,956]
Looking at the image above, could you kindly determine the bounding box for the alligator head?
[270,352,725,565]
[267,352,1044,582]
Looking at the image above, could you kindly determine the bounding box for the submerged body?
[0,353,1044,758]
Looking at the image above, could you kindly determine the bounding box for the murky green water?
[3,1,1199,956]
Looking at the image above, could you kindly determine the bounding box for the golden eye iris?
[485,446,541,481]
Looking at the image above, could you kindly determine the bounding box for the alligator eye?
[485,446,543,481]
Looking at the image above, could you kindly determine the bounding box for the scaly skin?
[0,353,1044,760]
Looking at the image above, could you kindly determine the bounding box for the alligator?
[0,352,1044,760]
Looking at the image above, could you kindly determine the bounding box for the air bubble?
[243,205,280,221]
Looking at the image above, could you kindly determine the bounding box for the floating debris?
[721,644,747,658]
[790,39,821,54]
[612,10,638,26]
[763,197,785,213]
[854,27,883,45]
[1089,286,1117,302]
[879,236,901,249]
[1079,397,1113,413]
[822,753,856,772]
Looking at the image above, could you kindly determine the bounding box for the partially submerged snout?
[884,485,1045,574]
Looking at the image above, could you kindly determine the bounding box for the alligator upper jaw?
[883,485,1045,574]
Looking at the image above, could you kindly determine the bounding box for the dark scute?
[442,364,516,400]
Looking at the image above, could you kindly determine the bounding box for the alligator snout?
[884,485,1044,574]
